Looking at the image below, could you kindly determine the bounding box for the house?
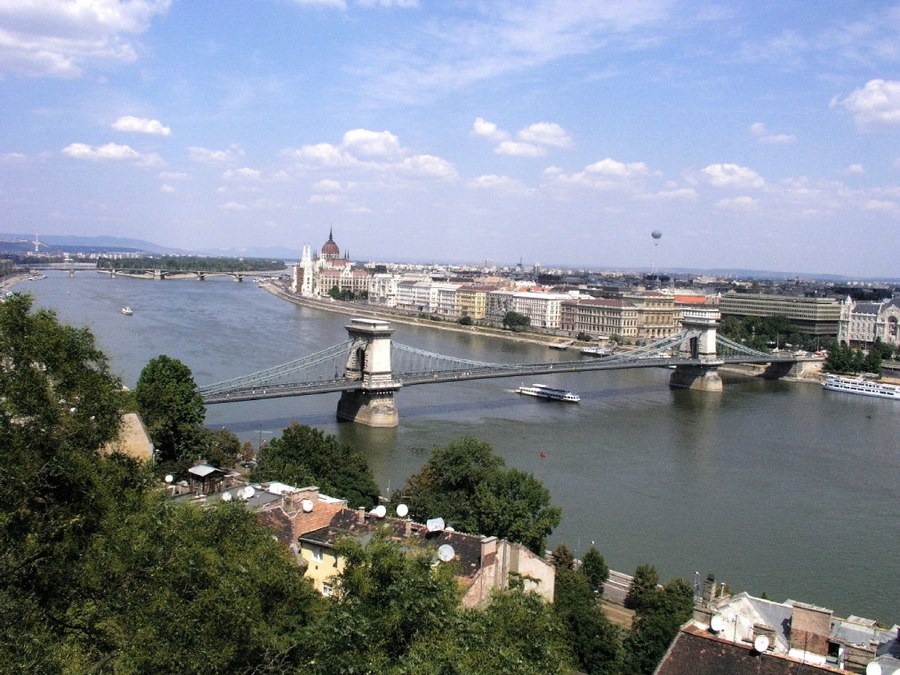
[294,497,555,606]
[656,590,900,674]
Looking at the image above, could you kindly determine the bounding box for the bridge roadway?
[201,353,800,405]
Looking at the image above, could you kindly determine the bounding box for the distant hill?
[0,233,180,255]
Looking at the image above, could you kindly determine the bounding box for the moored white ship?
[823,375,900,401]
[516,383,580,403]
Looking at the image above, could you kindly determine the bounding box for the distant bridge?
[200,314,817,427]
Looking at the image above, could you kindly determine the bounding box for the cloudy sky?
[1,1,899,277]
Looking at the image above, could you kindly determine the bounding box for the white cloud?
[749,122,796,144]
[112,115,172,136]
[586,158,650,178]
[159,171,187,180]
[469,174,532,195]
[342,129,402,158]
[313,179,344,192]
[834,79,900,130]
[472,117,508,142]
[642,187,698,201]
[864,199,897,212]
[160,184,175,193]
[0,1,171,78]
[309,194,343,204]
[291,0,347,8]
[518,122,573,148]
[284,129,457,180]
[716,196,758,209]
[844,164,865,175]
[496,141,545,157]
[62,142,162,167]
[357,0,418,7]
[220,201,248,211]
[188,146,243,164]
[223,167,262,180]
[701,163,765,189]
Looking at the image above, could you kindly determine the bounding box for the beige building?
[623,291,680,341]
[295,502,555,606]
[456,285,495,321]
[486,290,576,330]
[719,293,841,336]
[560,298,639,340]
[838,297,900,349]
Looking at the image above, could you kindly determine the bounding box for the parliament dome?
[321,228,340,260]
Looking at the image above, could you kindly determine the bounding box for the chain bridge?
[200,316,816,427]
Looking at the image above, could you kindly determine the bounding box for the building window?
[322,583,333,597]
[312,547,323,562]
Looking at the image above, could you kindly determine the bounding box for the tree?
[308,533,461,671]
[622,577,695,674]
[458,315,474,326]
[502,310,531,332]
[624,563,660,611]
[401,589,576,674]
[197,426,242,469]
[135,355,205,468]
[397,437,560,553]
[252,422,380,507]
[553,566,623,674]
[582,546,610,596]
[551,544,575,570]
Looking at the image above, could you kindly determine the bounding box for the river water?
[21,271,899,624]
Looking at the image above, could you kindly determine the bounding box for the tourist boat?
[823,375,900,401]
[516,383,580,403]
[581,346,614,358]
[121,306,133,316]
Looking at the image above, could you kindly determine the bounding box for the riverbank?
[260,280,573,349]
[1,272,44,292]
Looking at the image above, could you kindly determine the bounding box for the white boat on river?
[823,375,900,400]
[515,383,580,403]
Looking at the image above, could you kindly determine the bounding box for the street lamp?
[255,430,273,459]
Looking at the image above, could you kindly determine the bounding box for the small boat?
[549,340,574,350]
[823,375,900,401]
[121,306,133,316]
[516,383,580,403]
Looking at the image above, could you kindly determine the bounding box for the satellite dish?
[396,503,409,518]
[164,474,173,483]
[865,663,882,675]
[372,504,387,518]
[221,491,233,502]
[437,544,455,562]
[301,499,314,513]
[426,517,445,532]
[753,635,769,653]
[444,526,455,532]
[240,486,256,500]
[709,614,725,633]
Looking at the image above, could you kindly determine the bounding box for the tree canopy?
[135,354,206,468]
[252,422,380,508]
[502,310,531,332]
[396,437,560,553]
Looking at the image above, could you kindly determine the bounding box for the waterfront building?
[560,298,639,340]
[658,590,900,674]
[622,291,680,342]
[291,229,370,298]
[486,289,576,330]
[838,297,900,349]
[719,293,841,337]
[456,284,497,321]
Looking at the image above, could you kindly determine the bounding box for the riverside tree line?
[2,293,694,674]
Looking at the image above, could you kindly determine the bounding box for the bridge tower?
[669,306,723,392]
[336,318,400,427]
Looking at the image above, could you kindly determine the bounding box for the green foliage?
[400,589,576,674]
[397,437,560,553]
[197,426,242,469]
[503,310,531,332]
[825,343,882,374]
[576,331,592,342]
[308,533,461,671]
[458,314,474,326]
[871,338,895,361]
[582,546,610,595]
[719,314,822,352]
[624,563,660,611]
[622,577,695,674]
[553,566,623,674]
[551,544,575,570]
[252,422,380,508]
[96,255,285,273]
[135,355,206,468]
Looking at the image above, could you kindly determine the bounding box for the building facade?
[838,297,900,349]
[719,293,841,337]
[291,229,370,298]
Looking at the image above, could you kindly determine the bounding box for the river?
[19,271,899,624]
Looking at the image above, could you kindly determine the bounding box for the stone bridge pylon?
[669,307,724,392]
[336,318,402,427]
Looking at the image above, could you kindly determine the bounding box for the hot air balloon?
[651,230,662,240]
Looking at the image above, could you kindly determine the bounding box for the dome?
[321,228,340,260]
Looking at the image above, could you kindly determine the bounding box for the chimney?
[357,507,366,524]
[789,603,832,658]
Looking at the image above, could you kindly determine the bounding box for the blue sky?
[1,1,898,277]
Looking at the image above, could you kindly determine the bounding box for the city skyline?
[1,1,899,277]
